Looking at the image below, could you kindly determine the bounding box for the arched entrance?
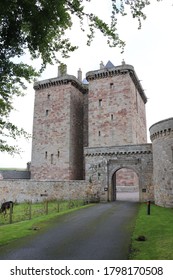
[85,144,153,202]
[112,168,139,202]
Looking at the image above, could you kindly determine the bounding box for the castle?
[0,60,173,207]
[30,60,173,207]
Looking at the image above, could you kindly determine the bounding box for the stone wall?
[69,86,84,179]
[150,118,173,207]
[0,180,106,204]
[84,144,153,202]
[116,168,139,187]
[31,75,87,180]
[0,170,30,180]
[86,64,147,148]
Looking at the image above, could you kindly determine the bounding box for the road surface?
[0,200,139,260]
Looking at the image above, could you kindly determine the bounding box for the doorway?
[112,168,139,202]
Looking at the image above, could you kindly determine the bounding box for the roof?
[105,60,115,68]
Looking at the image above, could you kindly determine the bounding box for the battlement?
[150,118,173,141]
[84,144,152,157]
[86,63,147,104]
[33,74,88,94]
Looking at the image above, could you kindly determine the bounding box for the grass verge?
[129,203,173,260]
[0,204,92,247]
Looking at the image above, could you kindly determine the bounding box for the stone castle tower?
[150,118,173,207]
[86,61,147,147]
[30,60,147,183]
[31,64,87,180]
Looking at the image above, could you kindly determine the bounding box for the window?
[110,82,114,89]
[45,151,47,159]
[57,150,60,158]
[99,99,102,107]
[99,131,101,137]
[51,154,54,164]
[111,114,114,121]
[47,94,50,99]
[136,89,138,112]
[46,110,49,116]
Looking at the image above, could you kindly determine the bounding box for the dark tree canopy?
[0,0,161,154]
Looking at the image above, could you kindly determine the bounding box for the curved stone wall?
[150,118,173,207]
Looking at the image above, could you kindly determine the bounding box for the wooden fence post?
[45,200,48,215]
[57,201,60,212]
[29,201,32,220]
[68,200,70,209]
[9,202,13,224]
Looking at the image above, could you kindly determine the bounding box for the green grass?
[0,204,93,246]
[0,168,27,171]
[0,200,85,225]
[129,203,173,260]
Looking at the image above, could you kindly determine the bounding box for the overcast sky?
[0,0,173,168]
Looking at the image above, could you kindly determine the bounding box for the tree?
[0,0,160,154]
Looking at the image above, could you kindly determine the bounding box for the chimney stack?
[77,68,82,82]
[100,61,104,69]
[58,63,67,77]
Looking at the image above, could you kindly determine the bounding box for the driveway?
[0,200,139,260]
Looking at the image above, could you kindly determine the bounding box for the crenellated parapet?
[86,64,147,104]
[34,75,88,94]
[150,118,173,142]
[84,144,152,157]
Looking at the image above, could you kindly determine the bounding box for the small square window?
[110,83,114,89]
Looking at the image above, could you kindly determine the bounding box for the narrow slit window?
[47,94,50,100]
[57,150,60,158]
[99,131,101,137]
[99,99,102,107]
[45,151,47,159]
[46,109,49,116]
[111,114,113,121]
[51,154,54,164]
[136,89,138,113]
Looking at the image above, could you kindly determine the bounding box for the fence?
[0,199,87,226]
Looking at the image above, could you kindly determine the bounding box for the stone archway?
[108,161,141,202]
[112,167,139,202]
[84,144,154,203]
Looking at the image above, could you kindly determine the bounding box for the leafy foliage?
[0,0,161,153]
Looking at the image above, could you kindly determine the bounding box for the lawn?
[129,203,173,260]
[0,199,85,225]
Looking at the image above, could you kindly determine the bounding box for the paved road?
[0,200,139,260]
